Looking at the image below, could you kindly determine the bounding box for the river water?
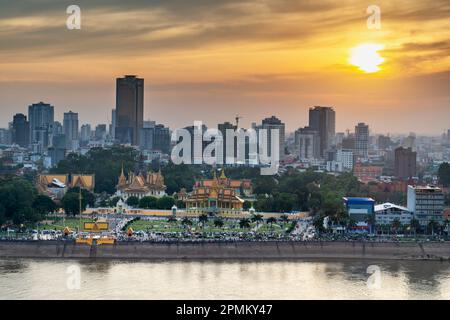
[1,258,450,299]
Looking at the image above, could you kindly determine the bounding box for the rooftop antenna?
[235,114,242,128]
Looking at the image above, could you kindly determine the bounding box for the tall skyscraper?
[28,102,54,150]
[63,111,79,150]
[115,75,144,145]
[12,113,30,147]
[308,106,335,158]
[355,122,369,159]
[395,147,417,180]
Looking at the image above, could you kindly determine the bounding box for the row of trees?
[124,195,179,210]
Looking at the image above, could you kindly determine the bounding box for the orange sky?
[0,0,449,134]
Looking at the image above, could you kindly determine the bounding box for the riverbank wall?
[1,241,450,260]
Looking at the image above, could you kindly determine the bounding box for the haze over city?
[1,0,450,133]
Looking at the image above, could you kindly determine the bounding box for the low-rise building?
[374,202,412,226]
[343,197,375,231]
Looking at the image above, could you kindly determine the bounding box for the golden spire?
[220,167,227,179]
[118,163,127,186]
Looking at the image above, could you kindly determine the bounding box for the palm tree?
[239,218,251,229]
[181,217,192,228]
[367,213,376,235]
[391,218,401,235]
[213,217,224,229]
[267,217,277,230]
[279,215,289,227]
[167,216,177,223]
[428,219,438,236]
[198,213,208,229]
[251,214,263,228]
[410,218,420,238]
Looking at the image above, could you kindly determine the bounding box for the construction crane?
[235,115,242,128]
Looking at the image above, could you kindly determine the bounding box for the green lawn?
[128,219,288,234]
[39,218,93,231]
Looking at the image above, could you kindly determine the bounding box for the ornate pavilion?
[185,169,246,215]
[115,166,167,200]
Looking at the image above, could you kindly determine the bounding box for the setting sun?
[349,43,385,73]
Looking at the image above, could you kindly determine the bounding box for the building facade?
[308,106,336,158]
[355,122,369,159]
[394,147,417,180]
[294,126,320,160]
[12,113,30,148]
[116,168,166,199]
[115,75,144,145]
[407,185,445,227]
[374,203,412,226]
[28,102,54,151]
[63,111,79,150]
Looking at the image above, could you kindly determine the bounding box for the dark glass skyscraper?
[28,102,54,150]
[115,75,144,145]
[308,106,335,158]
[12,113,30,147]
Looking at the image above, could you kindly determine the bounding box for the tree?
[109,196,121,207]
[139,196,158,209]
[239,218,251,229]
[213,217,224,229]
[428,220,439,236]
[438,162,450,187]
[156,196,175,210]
[181,217,192,227]
[279,214,289,226]
[62,193,83,216]
[0,177,37,225]
[67,187,95,207]
[267,217,277,230]
[126,196,139,208]
[251,213,263,227]
[391,218,402,235]
[198,213,208,227]
[32,195,57,216]
[410,218,420,237]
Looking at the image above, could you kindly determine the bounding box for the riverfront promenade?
[1,240,450,261]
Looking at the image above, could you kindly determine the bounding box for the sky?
[0,0,449,134]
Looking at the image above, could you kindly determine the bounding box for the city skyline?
[0,0,449,134]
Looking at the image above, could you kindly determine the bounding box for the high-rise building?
[12,113,30,147]
[255,116,285,161]
[154,124,171,154]
[308,106,335,157]
[218,122,237,163]
[115,75,144,145]
[355,122,369,159]
[63,111,79,150]
[140,121,155,151]
[337,149,354,171]
[407,185,444,227]
[377,135,392,150]
[80,124,91,146]
[95,124,107,141]
[0,128,11,145]
[110,109,116,139]
[294,126,320,160]
[394,147,417,180]
[28,102,54,150]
